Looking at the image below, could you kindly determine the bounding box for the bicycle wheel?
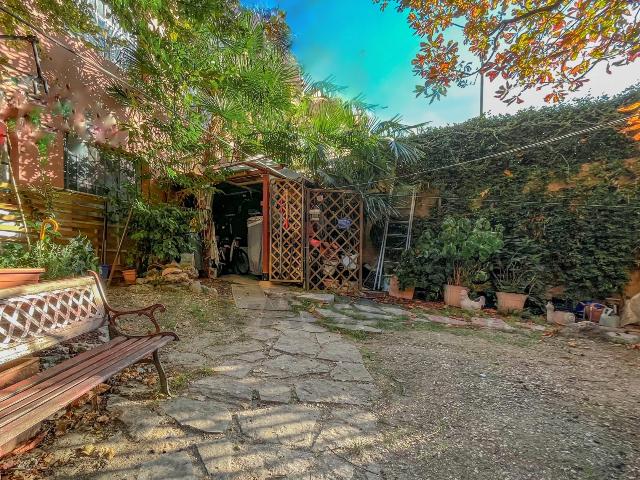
[233,249,250,275]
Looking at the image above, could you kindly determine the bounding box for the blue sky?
[243,0,479,126]
[243,0,640,127]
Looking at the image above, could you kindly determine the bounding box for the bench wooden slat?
[0,336,128,401]
[0,337,153,420]
[0,336,172,449]
[0,337,137,409]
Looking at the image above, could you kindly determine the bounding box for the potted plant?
[492,240,544,313]
[0,267,46,289]
[389,274,414,300]
[122,254,137,285]
[394,246,446,301]
[493,260,536,313]
[0,235,98,288]
[0,243,43,288]
[438,216,503,307]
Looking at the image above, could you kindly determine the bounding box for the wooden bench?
[0,272,178,456]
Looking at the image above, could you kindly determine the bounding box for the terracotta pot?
[389,275,415,300]
[0,268,46,289]
[497,292,528,313]
[444,284,468,307]
[122,269,137,285]
[584,304,605,322]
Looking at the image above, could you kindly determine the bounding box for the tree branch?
[492,0,566,33]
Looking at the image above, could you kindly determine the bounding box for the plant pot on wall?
[389,275,415,300]
[0,268,46,289]
[122,269,137,286]
[496,292,528,313]
[444,284,468,307]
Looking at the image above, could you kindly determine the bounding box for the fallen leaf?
[80,444,96,456]
[100,447,116,460]
[55,419,71,436]
[10,431,47,455]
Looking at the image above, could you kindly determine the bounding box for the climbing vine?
[407,87,640,303]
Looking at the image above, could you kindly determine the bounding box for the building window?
[85,0,135,70]
[63,135,105,195]
[64,134,138,198]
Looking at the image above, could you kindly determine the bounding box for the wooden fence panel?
[0,189,129,266]
[306,189,363,292]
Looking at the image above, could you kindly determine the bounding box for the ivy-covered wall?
[405,87,640,303]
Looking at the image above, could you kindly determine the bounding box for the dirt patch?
[360,325,640,480]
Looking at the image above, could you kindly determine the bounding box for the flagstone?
[295,379,377,406]
[162,397,231,433]
[237,404,321,448]
[317,341,364,363]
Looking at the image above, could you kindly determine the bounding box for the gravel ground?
[360,324,640,480]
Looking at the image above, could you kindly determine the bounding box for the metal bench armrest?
[107,304,178,339]
[88,271,178,340]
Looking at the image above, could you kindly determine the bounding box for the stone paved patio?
[65,282,383,479]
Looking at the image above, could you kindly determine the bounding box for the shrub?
[0,235,99,280]
[129,200,197,270]
[406,89,640,301]
[396,215,503,297]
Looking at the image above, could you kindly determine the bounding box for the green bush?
[407,88,640,302]
[129,200,197,269]
[0,235,99,280]
[396,215,503,296]
[491,237,545,295]
[395,231,446,299]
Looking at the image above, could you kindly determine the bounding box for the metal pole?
[107,207,133,286]
[479,55,485,117]
[5,135,30,247]
[28,36,48,94]
[480,74,484,117]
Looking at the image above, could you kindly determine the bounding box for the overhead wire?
[371,194,640,210]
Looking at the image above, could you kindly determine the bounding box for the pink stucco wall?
[0,25,130,190]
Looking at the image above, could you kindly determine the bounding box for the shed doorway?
[211,181,264,278]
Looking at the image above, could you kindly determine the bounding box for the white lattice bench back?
[0,277,107,365]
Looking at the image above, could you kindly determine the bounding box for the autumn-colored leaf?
[377,0,639,106]
[486,71,499,82]
[80,444,96,456]
[619,102,640,113]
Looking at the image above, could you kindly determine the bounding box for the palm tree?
[106,1,302,183]
[284,80,424,220]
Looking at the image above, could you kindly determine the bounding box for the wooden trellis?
[269,178,305,283]
[306,189,363,292]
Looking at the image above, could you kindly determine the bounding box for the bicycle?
[214,236,250,276]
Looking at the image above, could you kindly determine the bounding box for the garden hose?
[39,218,59,240]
